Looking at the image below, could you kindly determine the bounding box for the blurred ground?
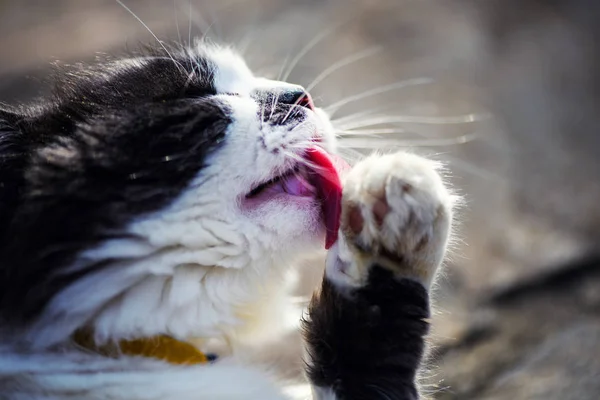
[1,0,599,398]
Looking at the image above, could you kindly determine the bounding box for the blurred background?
[2,0,600,398]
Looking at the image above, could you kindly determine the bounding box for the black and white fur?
[0,43,454,399]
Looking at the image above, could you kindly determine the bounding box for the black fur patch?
[0,50,231,326]
[304,267,430,400]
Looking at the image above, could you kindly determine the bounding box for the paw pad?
[328,152,453,288]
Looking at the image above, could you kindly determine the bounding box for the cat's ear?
[0,104,28,240]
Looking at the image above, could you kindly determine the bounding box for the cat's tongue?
[306,148,350,249]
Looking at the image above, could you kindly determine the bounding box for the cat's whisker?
[281,151,316,170]
[287,139,317,150]
[200,21,217,43]
[230,6,262,58]
[331,110,378,124]
[280,30,331,83]
[336,147,365,163]
[179,31,193,75]
[435,153,507,182]
[334,113,491,131]
[336,128,407,135]
[173,0,182,48]
[116,0,187,75]
[281,95,312,124]
[282,149,327,173]
[304,46,382,92]
[206,1,222,41]
[183,0,214,41]
[281,150,305,164]
[331,107,401,126]
[324,78,434,116]
[179,1,214,44]
[260,102,266,129]
[187,0,192,46]
[280,17,352,83]
[268,93,278,122]
[276,51,293,82]
[287,107,305,124]
[337,132,479,148]
[183,69,198,91]
[269,57,293,122]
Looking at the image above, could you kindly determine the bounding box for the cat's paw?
[326,152,453,290]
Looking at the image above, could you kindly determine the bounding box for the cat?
[0,43,455,400]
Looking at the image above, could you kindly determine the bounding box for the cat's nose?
[277,86,315,111]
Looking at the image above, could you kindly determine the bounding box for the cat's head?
[0,44,338,348]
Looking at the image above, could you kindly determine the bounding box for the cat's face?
[0,44,337,346]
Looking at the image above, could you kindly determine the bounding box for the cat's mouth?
[246,165,314,198]
[244,148,349,249]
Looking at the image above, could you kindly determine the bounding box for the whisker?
[337,132,479,148]
[276,51,293,82]
[330,110,384,127]
[281,108,297,125]
[280,16,355,82]
[188,0,192,46]
[172,1,193,73]
[286,139,318,150]
[288,156,327,173]
[285,106,305,124]
[281,94,311,124]
[305,46,382,92]
[200,20,217,43]
[184,3,213,41]
[336,128,406,135]
[183,68,199,91]
[173,0,182,46]
[330,108,386,126]
[281,150,313,168]
[260,102,266,128]
[265,58,294,121]
[335,113,491,130]
[436,154,507,182]
[336,147,365,163]
[269,92,278,122]
[116,0,187,75]
[229,5,262,58]
[205,0,223,41]
[324,78,434,116]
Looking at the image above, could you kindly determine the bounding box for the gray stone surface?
[1,1,599,398]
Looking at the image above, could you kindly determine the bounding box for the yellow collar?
[72,330,209,365]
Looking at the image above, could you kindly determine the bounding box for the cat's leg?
[303,152,454,400]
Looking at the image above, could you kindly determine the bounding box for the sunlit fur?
[0,38,455,398]
[0,43,338,398]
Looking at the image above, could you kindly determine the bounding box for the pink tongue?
[306,147,351,249]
